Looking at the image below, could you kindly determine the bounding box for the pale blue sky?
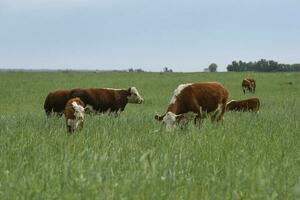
[0,0,299,72]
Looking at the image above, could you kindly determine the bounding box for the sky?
[0,0,299,72]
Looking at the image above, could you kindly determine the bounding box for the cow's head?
[127,87,144,104]
[72,101,85,120]
[155,112,198,131]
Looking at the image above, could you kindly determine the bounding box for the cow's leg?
[45,109,52,117]
[216,103,226,122]
[67,119,75,134]
[67,125,72,133]
[78,120,84,131]
[210,105,220,122]
[194,106,204,125]
[211,104,225,122]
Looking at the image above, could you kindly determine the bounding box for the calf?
[155,82,229,131]
[44,89,71,116]
[69,87,144,114]
[226,98,260,112]
[248,78,256,92]
[242,79,255,94]
[64,97,86,133]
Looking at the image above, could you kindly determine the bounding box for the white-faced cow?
[155,82,229,131]
[226,98,260,112]
[44,90,71,116]
[242,78,256,94]
[64,97,86,133]
[69,87,144,114]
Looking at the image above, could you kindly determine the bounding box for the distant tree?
[226,59,300,72]
[135,68,144,72]
[163,67,173,72]
[128,68,145,72]
[208,63,218,72]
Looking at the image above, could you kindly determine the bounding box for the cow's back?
[69,88,126,112]
[170,82,228,114]
[185,82,228,112]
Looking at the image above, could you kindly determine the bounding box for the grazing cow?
[69,87,144,114]
[64,97,86,133]
[242,79,255,94]
[155,82,229,131]
[44,90,71,116]
[226,98,260,112]
[246,78,256,93]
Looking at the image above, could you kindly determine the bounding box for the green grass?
[0,71,299,199]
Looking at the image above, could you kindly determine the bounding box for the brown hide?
[226,98,260,112]
[242,78,256,93]
[44,90,71,116]
[64,97,85,120]
[246,78,256,92]
[155,82,229,122]
[69,88,131,113]
[64,97,85,133]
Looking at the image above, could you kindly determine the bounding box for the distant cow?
[64,97,86,133]
[44,90,71,116]
[226,98,260,112]
[69,87,144,114]
[246,78,256,92]
[242,78,256,94]
[155,82,229,131]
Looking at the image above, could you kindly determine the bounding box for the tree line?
[227,59,300,72]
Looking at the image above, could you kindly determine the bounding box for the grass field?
[0,71,299,199]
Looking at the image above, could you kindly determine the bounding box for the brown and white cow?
[44,89,71,116]
[247,78,256,92]
[64,97,86,133]
[69,87,144,114]
[155,82,229,131]
[226,98,260,112]
[242,78,256,94]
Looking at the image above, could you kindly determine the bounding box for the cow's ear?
[155,114,164,121]
[128,87,131,92]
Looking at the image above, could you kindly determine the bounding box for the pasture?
[0,71,299,199]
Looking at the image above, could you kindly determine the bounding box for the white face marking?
[170,83,192,104]
[72,102,85,120]
[127,87,144,104]
[163,112,177,131]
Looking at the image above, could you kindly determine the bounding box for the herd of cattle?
[44,78,260,133]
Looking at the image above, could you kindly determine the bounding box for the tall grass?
[0,71,299,199]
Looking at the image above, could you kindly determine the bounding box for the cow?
[64,97,86,133]
[44,89,71,116]
[246,78,256,93]
[242,78,256,94]
[226,98,260,112]
[155,82,229,131]
[69,87,144,114]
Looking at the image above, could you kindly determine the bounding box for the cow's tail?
[154,113,165,121]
